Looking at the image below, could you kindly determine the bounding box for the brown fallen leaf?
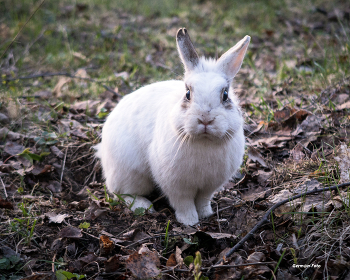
[166,253,177,266]
[243,189,270,203]
[4,141,25,156]
[268,189,300,217]
[247,146,267,167]
[59,226,82,239]
[69,200,89,211]
[0,127,21,141]
[85,200,108,220]
[71,100,100,115]
[53,76,71,98]
[50,146,64,159]
[0,197,14,209]
[45,181,62,193]
[291,143,305,162]
[138,243,151,254]
[68,252,98,272]
[0,163,15,173]
[248,135,293,149]
[70,129,89,140]
[30,165,54,176]
[104,254,121,273]
[126,251,160,279]
[74,68,89,88]
[256,170,273,186]
[214,252,244,279]
[175,246,184,266]
[336,101,350,110]
[100,235,115,256]
[334,144,350,184]
[50,238,63,252]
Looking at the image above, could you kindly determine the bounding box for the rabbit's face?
[174,28,249,142]
[173,71,243,141]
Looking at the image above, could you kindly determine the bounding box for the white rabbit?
[95,28,250,225]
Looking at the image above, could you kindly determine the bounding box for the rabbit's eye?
[223,89,228,102]
[186,89,191,100]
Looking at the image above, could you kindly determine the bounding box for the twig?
[52,253,56,273]
[0,176,8,198]
[0,0,46,61]
[209,181,350,272]
[60,147,68,186]
[1,72,121,97]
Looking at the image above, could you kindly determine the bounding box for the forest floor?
[0,0,350,279]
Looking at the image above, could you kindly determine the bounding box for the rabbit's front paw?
[175,210,199,226]
[197,206,213,219]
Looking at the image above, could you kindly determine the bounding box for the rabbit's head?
[172,28,250,142]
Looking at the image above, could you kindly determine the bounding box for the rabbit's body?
[96,28,250,225]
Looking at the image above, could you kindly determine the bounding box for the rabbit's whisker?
[171,128,186,151]
[170,132,189,166]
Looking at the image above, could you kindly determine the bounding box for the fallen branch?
[210,181,350,272]
[1,72,121,98]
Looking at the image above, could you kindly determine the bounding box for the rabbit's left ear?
[217,35,250,79]
[176,28,199,72]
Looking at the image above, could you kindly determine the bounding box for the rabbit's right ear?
[176,28,199,72]
[217,35,250,80]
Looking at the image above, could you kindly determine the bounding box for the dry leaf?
[71,100,100,115]
[4,141,25,156]
[100,235,115,256]
[166,253,177,266]
[126,251,160,279]
[74,68,89,87]
[175,246,184,266]
[0,197,14,209]
[243,190,268,202]
[104,255,121,273]
[291,143,305,162]
[247,251,265,263]
[59,226,82,239]
[46,212,70,224]
[138,244,151,254]
[53,77,71,98]
[50,146,64,159]
[268,189,300,216]
[337,101,350,110]
[256,170,273,186]
[248,146,267,167]
[45,181,62,193]
[0,127,21,141]
[334,144,350,183]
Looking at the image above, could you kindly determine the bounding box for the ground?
[0,0,350,279]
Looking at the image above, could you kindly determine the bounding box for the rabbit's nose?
[198,118,214,126]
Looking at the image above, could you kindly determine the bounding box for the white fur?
[95,29,250,225]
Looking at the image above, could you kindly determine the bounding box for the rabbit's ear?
[176,28,199,72]
[217,35,251,79]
